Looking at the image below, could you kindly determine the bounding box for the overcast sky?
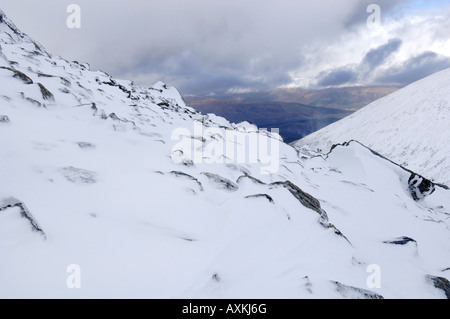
[1,0,449,96]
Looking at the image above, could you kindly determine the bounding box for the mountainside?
[188,86,398,111]
[184,98,352,143]
[294,68,450,186]
[1,10,450,299]
[263,86,399,111]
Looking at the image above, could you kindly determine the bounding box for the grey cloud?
[316,67,358,87]
[120,48,297,95]
[344,0,413,29]
[1,0,449,94]
[0,0,362,95]
[315,38,402,88]
[361,38,402,70]
[375,51,450,86]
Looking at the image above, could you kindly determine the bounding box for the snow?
[294,68,450,186]
[1,11,450,299]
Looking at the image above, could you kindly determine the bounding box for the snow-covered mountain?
[293,68,450,186]
[1,10,450,299]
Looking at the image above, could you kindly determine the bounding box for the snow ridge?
[294,68,450,185]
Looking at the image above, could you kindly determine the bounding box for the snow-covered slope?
[1,10,450,299]
[293,68,450,186]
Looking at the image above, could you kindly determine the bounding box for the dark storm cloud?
[316,67,358,87]
[315,38,402,87]
[121,48,298,95]
[0,0,362,95]
[360,38,403,70]
[375,51,450,86]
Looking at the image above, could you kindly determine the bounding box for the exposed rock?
[271,181,322,215]
[245,194,274,204]
[408,173,435,201]
[236,173,265,185]
[0,66,33,84]
[36,72,54,78]
[202,172,239,191]
[170,171,203,192]
[0,115,9,123]
[332,281,384,299]
[326,140,444,200]
[212,273,221,283]
[272,181,350,242]
[0,9,25,37]
[60,76,71,86]
[426,275,450,299]
[37,83,55,101]
[383,236,417,246]
[0,197,46,237]
[158,102,170,108]
[61,166,97,184]
[25,97,42,107]
[109,113,120,120]
[237,174,349,240]
[77,142,95,149]
[302,276,313,294]
[20,92,42,107]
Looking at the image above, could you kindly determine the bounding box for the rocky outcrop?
[332,281,384,299]
[408,174,435,201]
[383,236,417,246]
[170,171,204,192]
[37,83,55,101]
[327,140,446,201]
[0,115,9,123]
[202,172,239,192]
[0,66,33,84]
[236,172,350,242]
[271,180,322,215]
[0,198,46,237]
[426,275,450,299]
[245,194,274,204]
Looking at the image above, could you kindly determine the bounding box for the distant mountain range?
[186,86,398,143]
[185,98,351,143]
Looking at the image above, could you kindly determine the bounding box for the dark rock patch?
[37,83,55,101]
[0,115,9,123]
[426,275,450,299]
[0,198,46,237]
[332,281,384,299]
[408,174,435,201]
[0,66,33,84]
[245,194,274,204]
[271,180,322,215]
[212,273,221,283]
[236,173,265,185]
[77,142,95,149]
[170,171,204,192]
[383,236,417,246]
[202,172,239,192]
[327,140,448,197]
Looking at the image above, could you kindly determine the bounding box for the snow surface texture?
[294,67,450,186]
[1,10,450,299]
